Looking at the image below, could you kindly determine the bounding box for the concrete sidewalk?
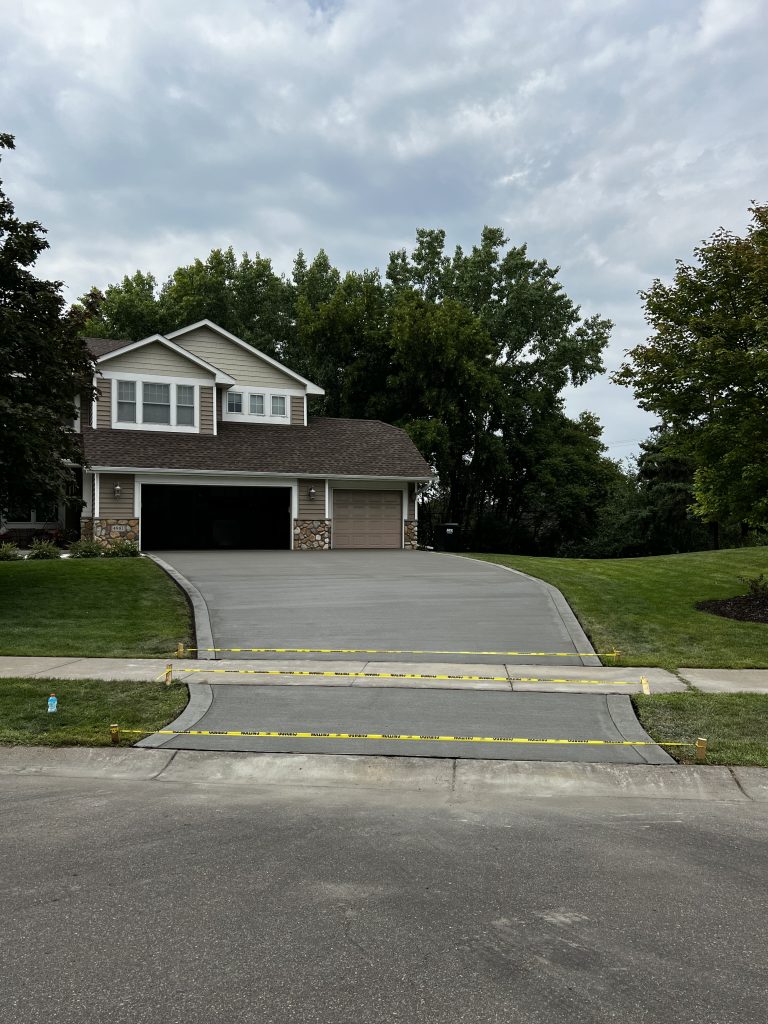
[0,654,687,693]
[3,655,768,693]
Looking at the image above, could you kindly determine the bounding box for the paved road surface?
[154,550,598,666]
[2,774,766,1024]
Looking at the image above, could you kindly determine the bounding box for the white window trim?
[222,386,299,424]
[108,374,204,433]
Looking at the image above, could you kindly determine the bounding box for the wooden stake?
[165,663,173,686]
[695,737,708,763]
[641,676,651,695]
[176,642,185,659]
[110,724,120,745]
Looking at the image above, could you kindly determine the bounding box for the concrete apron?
[136,683,674,765]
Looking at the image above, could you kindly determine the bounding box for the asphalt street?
[2,774,767,1024]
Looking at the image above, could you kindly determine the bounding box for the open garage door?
[142,484,291,550]
[333,489,402,549]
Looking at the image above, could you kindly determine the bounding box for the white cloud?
[2,0,766,452]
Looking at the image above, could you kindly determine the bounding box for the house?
[71,320,433,551]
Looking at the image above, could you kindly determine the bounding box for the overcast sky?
[3,0,766,456]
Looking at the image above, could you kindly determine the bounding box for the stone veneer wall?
[404,519,418,549]
[81,517,140,546]
[293,519,331,550]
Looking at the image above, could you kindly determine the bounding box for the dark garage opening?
[141,484,291,550]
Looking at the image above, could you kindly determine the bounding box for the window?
[176,385,195,426]
[227,391,243,414]
[142,382,171,423]
[117,381,136,422]
[249,393,265,416]
[271,395,287,417]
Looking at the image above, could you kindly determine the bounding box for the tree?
[0,134,95,517]
[614,203,768,529]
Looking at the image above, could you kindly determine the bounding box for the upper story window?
[222,387,296,424]
[177,385,195,426]
[110,377,200,432]
[143,382,171,424]
[117,381,136,422]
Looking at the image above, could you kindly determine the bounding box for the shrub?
[0,542,21,561]
[102,539,140,558]
[26,538,62,560]
[740,574,768,600]
[68,538,103,559]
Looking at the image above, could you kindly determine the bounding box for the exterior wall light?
[113,482,121,498]
[307,486,316,500]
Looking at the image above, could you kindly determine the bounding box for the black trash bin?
[435,522,461,551]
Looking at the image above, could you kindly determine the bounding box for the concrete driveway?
[154,550,599,666]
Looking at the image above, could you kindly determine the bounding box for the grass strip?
[0,677,188,747]
[0,559,192,657]
[465,548,768,670]
[633,692,768,767]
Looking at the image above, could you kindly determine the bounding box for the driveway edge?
[145,553,215,660]
[136,683,214,748]
[449,554,601,667]
[1,746,764,801]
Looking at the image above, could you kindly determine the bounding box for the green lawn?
[0,677,188,746]
[0,559,192,657]
[465,548,768,670]
[634,692,768,767]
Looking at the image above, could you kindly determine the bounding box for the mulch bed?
[696,595,768,624]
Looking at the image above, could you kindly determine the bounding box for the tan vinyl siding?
[297,480,326,518]
[200,386,215,434]
[103,342,212,379]
[99,474,135,518]
[290,395,305,425]
[96,380,112,428]
[178,326,300,389]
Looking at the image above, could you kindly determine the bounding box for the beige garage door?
[333,490,403,549]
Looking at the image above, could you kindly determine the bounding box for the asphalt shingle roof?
[80,418,434,479]
[84,337,134,358]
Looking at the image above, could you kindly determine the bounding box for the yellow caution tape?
[116,726,691,746]
[177,667,637,685]
[178,645,603,658]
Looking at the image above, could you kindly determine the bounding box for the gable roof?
[80,418,434,479]
[165,320,324,395]
[92,333,236,385]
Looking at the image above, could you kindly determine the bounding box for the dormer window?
[249,394,265,416]
[271,395,287,417]
[227,391,243,414]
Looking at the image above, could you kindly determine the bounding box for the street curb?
[1,746,766,800]
[606,694,675,765]
[146,553,215,660]
[448,554,601,668]
[136,683,213,748]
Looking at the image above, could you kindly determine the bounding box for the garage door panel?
[333,490,402,549]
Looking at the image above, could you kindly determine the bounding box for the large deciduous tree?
[0,134,94,517]
[614,204,768,530]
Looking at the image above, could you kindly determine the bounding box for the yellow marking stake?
[641,676,651,695]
